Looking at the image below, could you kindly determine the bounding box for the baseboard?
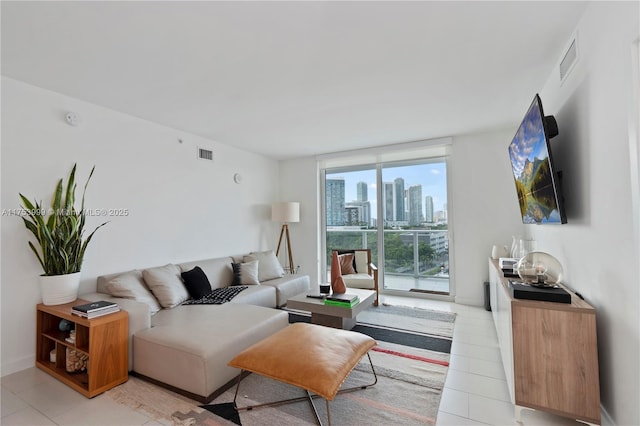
[1,354,35,377]
[453,295,483,306]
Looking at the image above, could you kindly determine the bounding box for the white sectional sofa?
[82,251,310,402]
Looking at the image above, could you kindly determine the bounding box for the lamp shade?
[271,202,300,223]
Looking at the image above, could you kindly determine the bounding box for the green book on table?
[326,293,359,303]
[324,296,360,308]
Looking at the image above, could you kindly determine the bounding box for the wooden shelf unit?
[36,299,128,398]
[488,259,601,425]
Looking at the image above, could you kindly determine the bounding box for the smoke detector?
[65,112,81,126]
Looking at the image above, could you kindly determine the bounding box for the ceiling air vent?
[559,37,578,83]
[198,147,214,161]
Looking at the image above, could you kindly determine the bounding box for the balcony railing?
[326,227,450,293]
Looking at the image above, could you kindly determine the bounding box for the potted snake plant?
[19,164,107,305]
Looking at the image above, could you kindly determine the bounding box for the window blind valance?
[316,137,451,170]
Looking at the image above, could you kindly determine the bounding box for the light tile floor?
[1,295,589,425]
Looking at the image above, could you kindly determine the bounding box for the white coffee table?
[287,287,377,330]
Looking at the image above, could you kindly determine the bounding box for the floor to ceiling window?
[380,160,449,295]
[320,141,452,298]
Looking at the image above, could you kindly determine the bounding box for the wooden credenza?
[488,259,601,425]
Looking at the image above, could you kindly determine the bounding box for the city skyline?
[326,162,447,222]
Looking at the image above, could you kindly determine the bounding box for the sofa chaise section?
[135,303,289,402]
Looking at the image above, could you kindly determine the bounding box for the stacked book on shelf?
[71,300,120,319]
[324,293,360,308]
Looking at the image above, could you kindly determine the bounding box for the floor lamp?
[272,202,299,274]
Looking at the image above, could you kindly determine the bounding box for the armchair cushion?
[342,273,375,290]
[354,251,370,274]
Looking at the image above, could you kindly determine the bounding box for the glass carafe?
[510,236,535,259]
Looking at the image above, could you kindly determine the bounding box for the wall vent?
[559,37,578,83]
[198,147,214,161]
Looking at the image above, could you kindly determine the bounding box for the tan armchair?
[334,249,379,307]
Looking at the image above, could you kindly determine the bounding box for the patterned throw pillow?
[338,253,356,275]
[231,260,260,285]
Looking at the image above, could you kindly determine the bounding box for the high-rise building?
[425,195,434,223]
[344,206,360,226]
[356,181,368,202]
[326,178,345,226]
[345,201,371,226]
[383,182,394,222]
[408,185,423,226]
[394,178,405,221]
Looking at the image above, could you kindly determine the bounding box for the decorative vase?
[510,236,535,259]
[510,235,521,258]
[330,251,347,294]
[491,244,509,259]
[39,272,81,305]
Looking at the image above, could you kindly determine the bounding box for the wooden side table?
[36,299,128,398]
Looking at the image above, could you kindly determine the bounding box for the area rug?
[105,304,455,425]
[288,303,455,354]
[174,340,449,426]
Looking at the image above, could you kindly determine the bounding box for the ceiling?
[1,1,587,160]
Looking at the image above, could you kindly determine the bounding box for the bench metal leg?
[232,352,377,426]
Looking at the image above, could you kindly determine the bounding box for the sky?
[327,161,448,220]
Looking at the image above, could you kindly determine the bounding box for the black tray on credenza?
[509,280,571,304]
[501,268,519,278]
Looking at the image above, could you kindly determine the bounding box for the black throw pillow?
[181,266,212,300]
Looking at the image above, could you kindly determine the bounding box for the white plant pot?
[40,272,81,305]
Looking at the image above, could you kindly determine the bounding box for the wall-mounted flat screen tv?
[508,94,567,224]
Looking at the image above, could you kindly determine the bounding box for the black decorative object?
[509,280,571,304]
[201,402,241,425]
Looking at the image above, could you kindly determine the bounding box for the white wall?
[278,157,321,283]
[1,77,281,375]
[450,130,525,305]
[531,3,639,424]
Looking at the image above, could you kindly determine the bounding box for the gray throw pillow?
[105,270,162,314]
[142,264,189,308]
[244,250,285,281]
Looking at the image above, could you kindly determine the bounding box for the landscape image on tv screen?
[508,96,563,224]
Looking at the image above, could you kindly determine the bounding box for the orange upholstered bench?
[228,322,377,425]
